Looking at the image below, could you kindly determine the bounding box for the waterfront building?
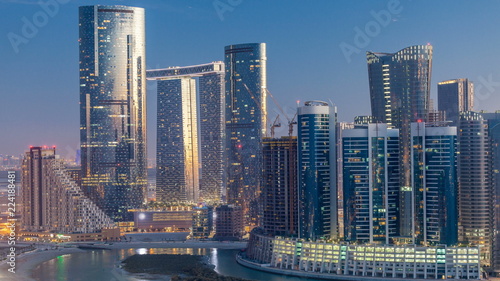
[458,112,494,265]
[131,206,193,232]
[342,124,399,244]
[438,79,474,126]
[79,5,147,221]
[297,101,337,240]
[224,43,267,225]
[20,147,115,234]
[411,122,458,246]
[214,205,244,240]
[268,237,481,280]
[192,205,214,239]
[367,45,433,239]
[243,230,481,280]
[147,62,225,204]
[262,136,298,236]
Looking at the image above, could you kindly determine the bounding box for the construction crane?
[266,88,298,137]
[288,112,297,137]
[242,82,272,137]
[242,82,298,137]
[270,115,281,138]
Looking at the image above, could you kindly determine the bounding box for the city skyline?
[4,0,500,160]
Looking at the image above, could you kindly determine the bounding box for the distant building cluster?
[11,4,500,279]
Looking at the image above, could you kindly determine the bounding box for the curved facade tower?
[367,45,432,239]
[224,43,267,226]
[79,5,147,221]
[297,101,337,241]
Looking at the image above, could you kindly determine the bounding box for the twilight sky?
[2,0,500,161]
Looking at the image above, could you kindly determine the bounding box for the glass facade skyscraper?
[411,122,457,246]
[297,101,337,240]
[156,78,199,203]
[479,112,500,272]
[342,124,399,244]
[224,43,267,225]
[148,62,225,204]
[438,78,474,126]
[459,112,494,265]
[367,45,433,239]
[79,5,147,221]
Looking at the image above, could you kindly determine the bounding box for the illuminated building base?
[244,231,483,280]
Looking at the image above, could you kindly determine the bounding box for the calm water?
[31,248,325,281]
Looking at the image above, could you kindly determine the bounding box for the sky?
[2,0,500,161]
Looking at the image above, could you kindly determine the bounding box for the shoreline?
[0,241,247,281]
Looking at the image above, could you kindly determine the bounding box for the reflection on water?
[32,248,324,281]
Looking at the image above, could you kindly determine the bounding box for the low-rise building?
[244,231,482,280]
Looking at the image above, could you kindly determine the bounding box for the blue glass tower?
[438,79,474,126]
[224,43,267,225]
[342,124,399,244]
[411,122,457,246]
[297,101,337,240]
[479,112,500,271]
[367,45,433,239]
[79,5,147,221]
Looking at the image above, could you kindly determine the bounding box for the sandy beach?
[0,241,247,281]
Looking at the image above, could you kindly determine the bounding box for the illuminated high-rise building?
[21,147,115,233]
[79,5,147,221]
[147,62,225,204]
[438,79,474,126]
[367,45,433,238]
[297,101,337,240]
[342,124,399,244]
[157,78,199,203]
[224,43,267,224]
[459,112,494,265]
[478,111,500,272]
[262,136,298,236]
[410,122,458,246]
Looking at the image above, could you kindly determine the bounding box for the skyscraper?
[478,111,500,272]
[411,122,458,246]
[367,45,433,238]
[297,101,337,240]
[21,147,115,234]
[224,43,267,224]
[458,112,494,265]
[156,78,199,203]
[262,136,298,236]
[342,124,399,244]
[438,79,474,126]
[148,62,225,204]
[79,5,147,221]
